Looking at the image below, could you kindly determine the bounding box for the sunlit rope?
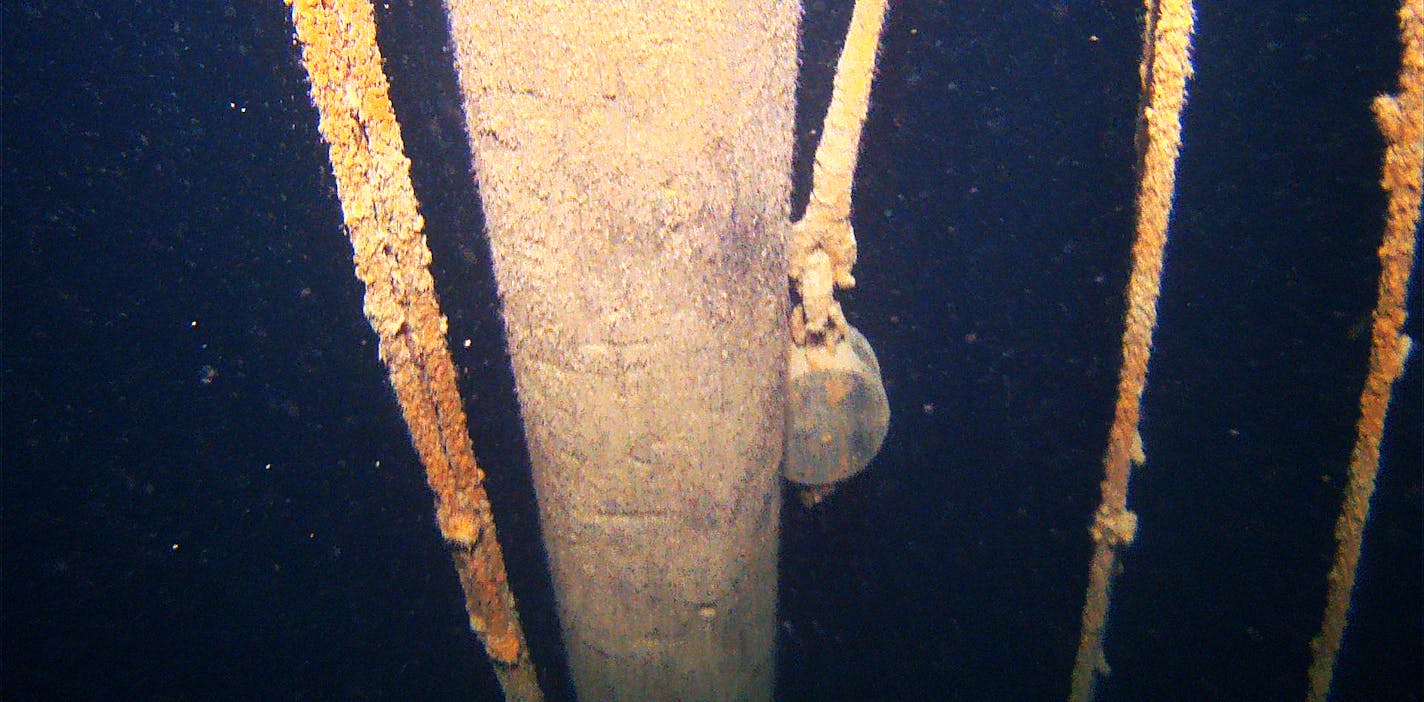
[286,1,540,698]
[1306,2,1422,700]
[1068,1,1194,700]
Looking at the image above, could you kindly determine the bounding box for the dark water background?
[5,1,1420,700]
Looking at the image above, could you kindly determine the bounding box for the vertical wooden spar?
[1069,1,1195,700]
[1306,2,1423,700]
[286,1,541,698]
[442,0,799,698]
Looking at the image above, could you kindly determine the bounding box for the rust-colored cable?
[1068,1,1194,700]
[1306,2,1422,700]
[286,1,541,698]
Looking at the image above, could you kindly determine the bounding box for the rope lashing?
[784,0,891,491]
[790,0,887,351]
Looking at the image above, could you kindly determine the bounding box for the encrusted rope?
[790,0,887,351]
[1069,1,1195,700]
[287,1,541,698]
[1306,2,1422,700]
